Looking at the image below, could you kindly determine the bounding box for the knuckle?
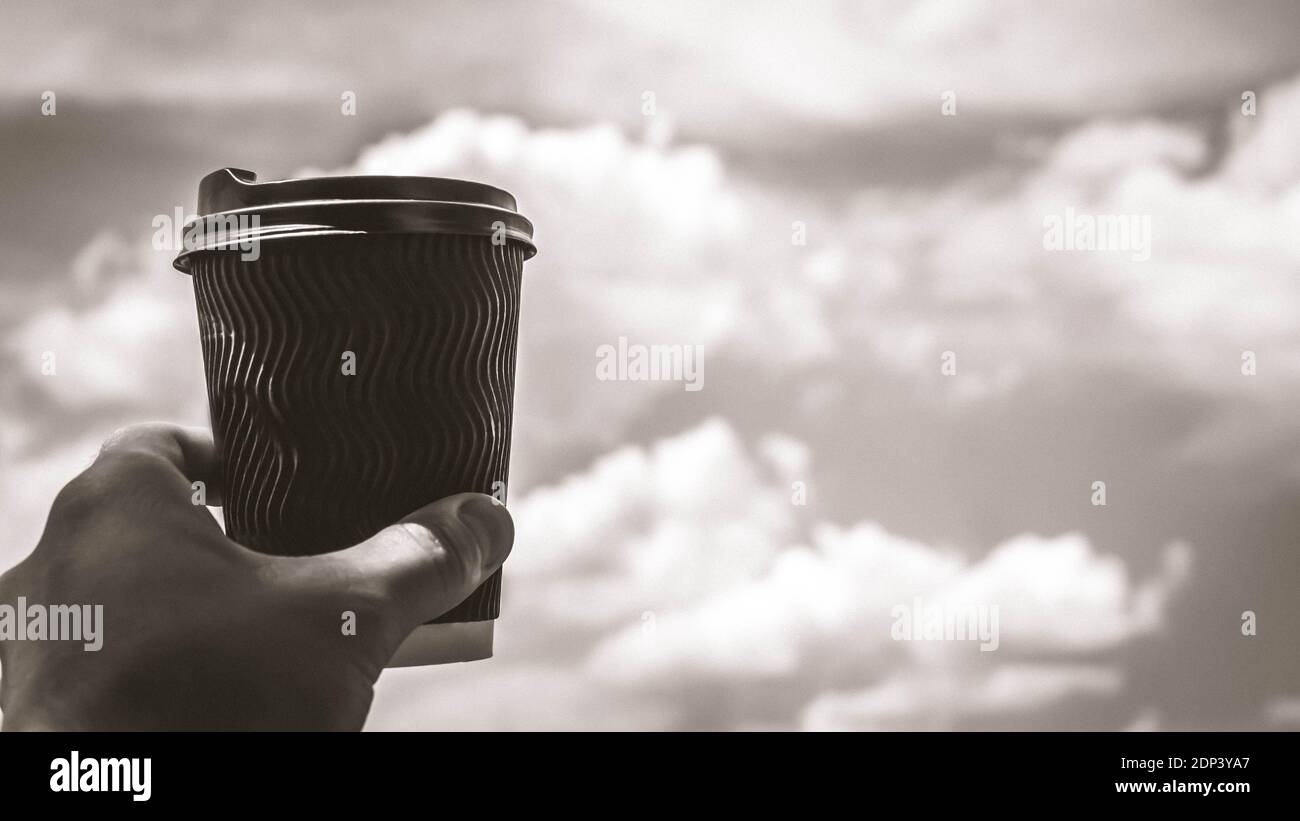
[101,422,178,452]
[48,469,110,525]
[402,519,479,585]
[88,451,179,508]
[96,448,171,481]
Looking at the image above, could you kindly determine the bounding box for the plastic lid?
[173,167,536,272]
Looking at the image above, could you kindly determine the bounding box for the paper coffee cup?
[175,168,535,666]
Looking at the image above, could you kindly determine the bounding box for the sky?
[1,0,1299,730]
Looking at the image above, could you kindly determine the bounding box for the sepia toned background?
[2,0,1299,730]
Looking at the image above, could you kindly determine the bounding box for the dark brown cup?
[174,168,535,666]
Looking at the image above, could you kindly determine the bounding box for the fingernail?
[457,493,514,568]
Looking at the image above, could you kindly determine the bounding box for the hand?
[0,423,513,731]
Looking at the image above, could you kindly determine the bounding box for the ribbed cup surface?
[190,233,524,623]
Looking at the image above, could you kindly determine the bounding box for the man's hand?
[0,422,513,731]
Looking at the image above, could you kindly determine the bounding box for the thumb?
[318,493,514,632]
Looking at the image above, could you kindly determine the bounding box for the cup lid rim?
[174,168,536,272]
[196,168,523,214]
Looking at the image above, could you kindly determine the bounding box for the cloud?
[502,418,798,637]
[6,252,202,411]
[1262,694,1300,728]
[8,6,1300,270]
[8,1,1297,168]
[801,664,1124,731]
[370,663,674,731]
[370,416,1189,730]
[581,0,1300,129]
[819,72,1300,418]
[583,520,1189,686]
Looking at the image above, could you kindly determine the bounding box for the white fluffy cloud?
[582,519,1189,687]
[6,253,203,411]
[819,73,1300,415]
[370,417,1189,730]
[502,418,798,637]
